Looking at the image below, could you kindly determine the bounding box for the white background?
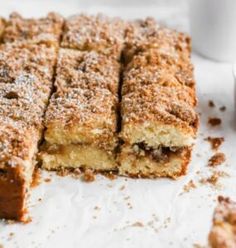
[0,1,235,247]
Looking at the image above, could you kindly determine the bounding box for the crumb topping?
[55,49,120,95]
[61,14,125,59]
[3,12,64,44]
[124,17,191,63]
[121,84,198,128]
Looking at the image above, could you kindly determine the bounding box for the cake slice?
[0,43,57,221]
[118,84,198,178]
[209,196,236,248]
[61,14,125,59]
[41,49,120,172]
[2,12,64,45]
[119,20,198,178]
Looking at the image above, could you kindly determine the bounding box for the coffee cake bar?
[41,49,120,171]
[118,20,198,178]
[209,196,236,248]
[0,42,58,221]
[61,14,125,59]
[3,12,64,45]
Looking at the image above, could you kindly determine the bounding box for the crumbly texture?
[209,196,236,248]
[122,49,195,95]
[205,137,224,150]
[61,14,125,59]
[118,146,191,179]
[0,42,57,221]
[123,17,191,64]
[208,152,226,167]
[42,49,119,171]
[208,117,222,126]
[54,48,120,95]
[120,84,198,147]
[3,12,64,45]
[44,49,119,151]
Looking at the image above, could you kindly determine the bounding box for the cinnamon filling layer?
[132,142,184,162]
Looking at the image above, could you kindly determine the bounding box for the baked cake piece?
[61,14,125,59]
[118,20,198,178]
[118,84,198,178]
[123,17,191,64]
[209,196,236,248]
[2,12,64,45]
[41,49,119,172]
[0,43,57,221]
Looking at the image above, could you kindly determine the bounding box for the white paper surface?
[0,1,235,247]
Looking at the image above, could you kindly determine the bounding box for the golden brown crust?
[61,14,125,59]
[209,196,236,248]
[2,12,64,45]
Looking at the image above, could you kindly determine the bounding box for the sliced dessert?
[119,84,198,178]
[0,42,58,221]
[41,49,120,172]
[2,12,64,45]
[61,14,125,59]
[209,196,236,248]
[118,19,198,178]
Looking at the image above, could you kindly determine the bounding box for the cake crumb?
[219,106,226,112]
[119,185,125,191]
[44,178,51,183]
[71,168,81,179]
[131,221,144,227]
[102,171,117,180]
[208,100,215,107]
[208,152,226,167]
[83,169,95,182]
[183,180,196,192]
[200,171,229,186]
[208,117,221,126]
[205,137,224,150]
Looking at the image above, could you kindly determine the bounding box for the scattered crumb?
[38,198,42,202]
[56,168,81,179]
[119,185,125,191]
[208,100,215,107]
[71,168,81,179]
[56,168,70,177]
[83,169,95,182]
[219,106,226,112]
[94,206,100,211]
[183,180,196,193]
[102,171,117,180]
[208,152,226,167]
[205,137,224,150]
[199,171,229,186]
[208,117,221,126]
[9,232,14,237]
[44,178,51,183]
[131,221,144,227]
